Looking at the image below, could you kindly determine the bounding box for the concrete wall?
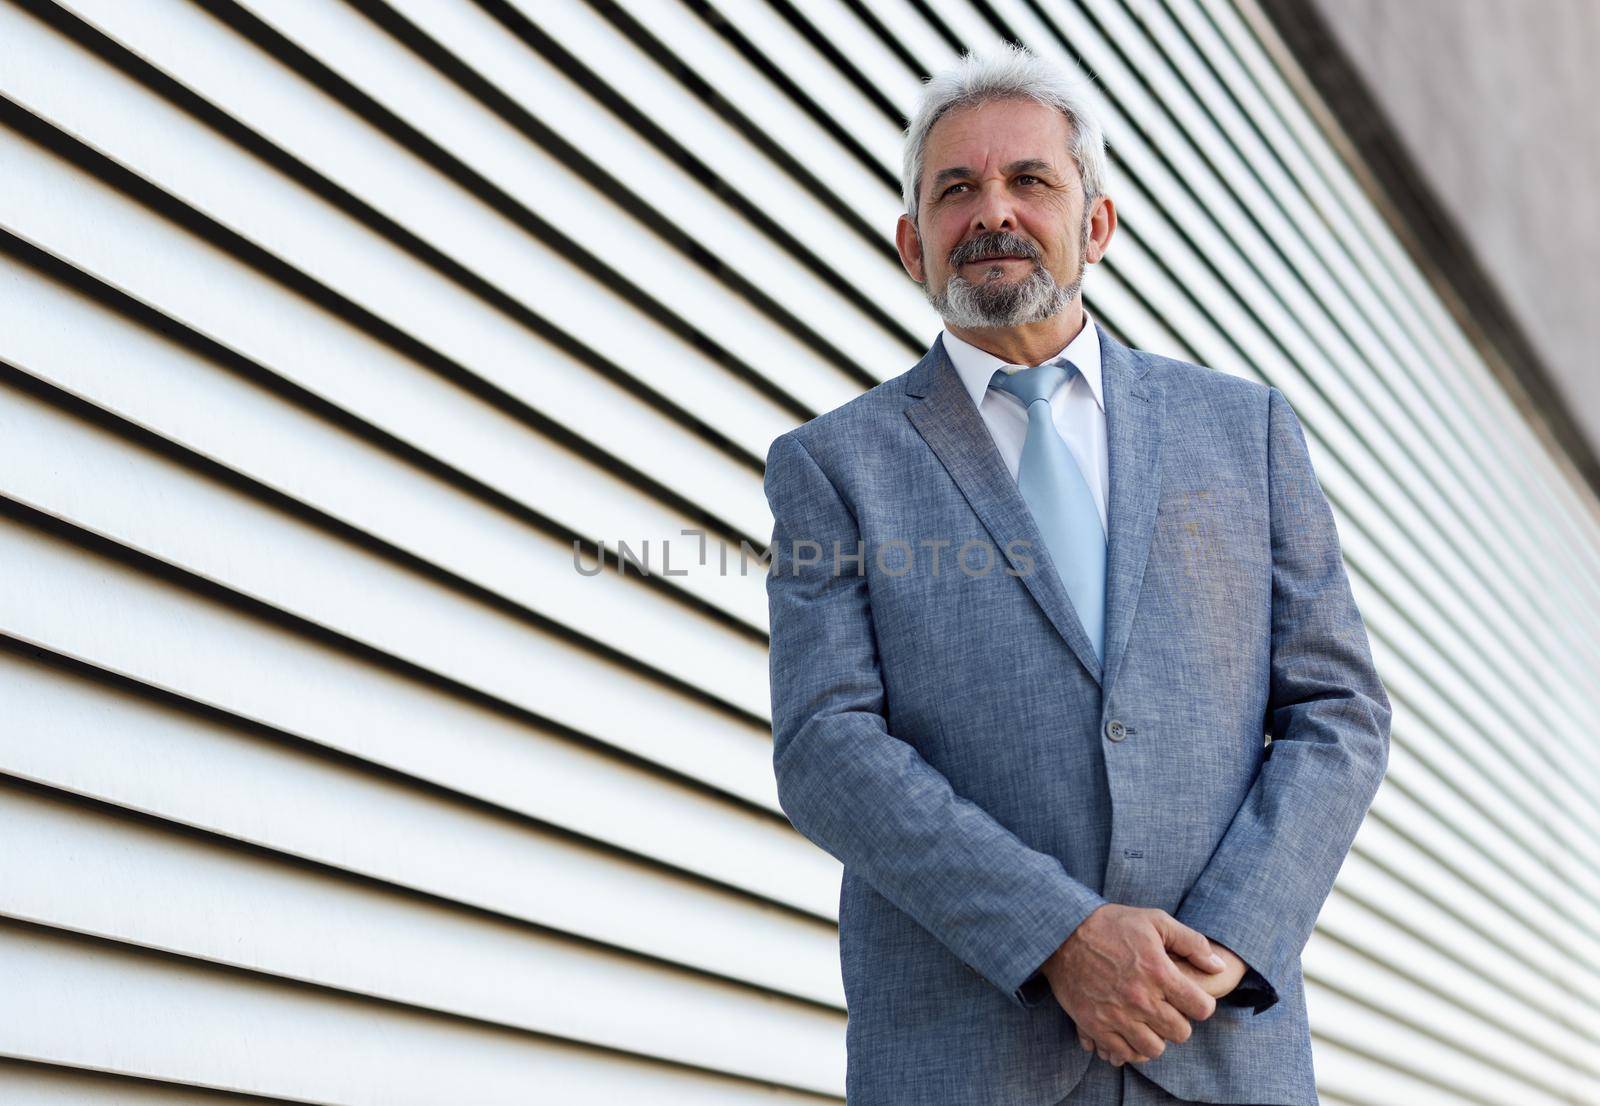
[1307,0,1600,454]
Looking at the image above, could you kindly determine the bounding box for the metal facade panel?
[1,0,1596,1101]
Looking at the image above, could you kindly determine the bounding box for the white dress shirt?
[941,311,1109,536]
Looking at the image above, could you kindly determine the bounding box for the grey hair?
[901,43,1109,226]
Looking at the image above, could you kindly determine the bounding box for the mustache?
[950,232,1040,266]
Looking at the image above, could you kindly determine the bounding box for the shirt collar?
[941,310,1104,413]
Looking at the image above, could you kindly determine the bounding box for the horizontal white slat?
[503,0,930,348]
[0,517,799,863]
[0,3,778,541]
[0,783,844,1093]
[1310,1031,1500,1106]
[1353,552,1600,915]
[45,0,846,436]
[0,259,771,678]
[698,0,922,132]
[1354,816,1600,994]
[907,0,994,52]
[0,235,769,646]
[1310,941,1585,1105]
[0,1059,287,1105]
[0,386,781,793]
[1312,887,1600,1076]
[1378,766,1600,971]
[630,0,921,200]
[1359,585,1600,920]
[1304,976,1590,1106]
[858,0,962,72]
[1312,1094,1366,1106]
[1093,232,1215,363]
[1361,593,1600,905]
[1310,439,1600,877]
[374,0,921,380]
[1319,434,1600,844]
[56,0,889,422]
[627,0,912,180]
[1383,721,1600,951]
[1079,258,1192,358]
[0,358,771,721]
[0,646,842,1005]
[0,921,832,1105]
[1335,844,1593,1020]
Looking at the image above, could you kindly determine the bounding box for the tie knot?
[989,359,1076,407]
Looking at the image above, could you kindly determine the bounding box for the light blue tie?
[989,360,1107,662]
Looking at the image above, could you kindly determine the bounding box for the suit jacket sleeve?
[1175,385,1392,1014]
[763,430,1108,1009]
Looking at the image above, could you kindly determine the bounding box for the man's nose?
[972,181,1019,232]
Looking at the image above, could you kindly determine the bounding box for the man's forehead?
[924,103,1070,168]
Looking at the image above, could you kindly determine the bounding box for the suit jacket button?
[1105,720,1127,741]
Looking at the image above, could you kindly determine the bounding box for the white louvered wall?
[1,1,1597,1103]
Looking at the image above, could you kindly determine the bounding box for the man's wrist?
[1039,901,1108,985]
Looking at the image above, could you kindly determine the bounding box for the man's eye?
[1017,175,1041,185]
[941,183,969,197]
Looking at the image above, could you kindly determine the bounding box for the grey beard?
[927,259,1082,328]
[922,217,1091,329]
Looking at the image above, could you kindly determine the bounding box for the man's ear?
[895,214,926,284]
[1084,194,1117,264]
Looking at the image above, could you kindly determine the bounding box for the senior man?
[763,43,1390,1106]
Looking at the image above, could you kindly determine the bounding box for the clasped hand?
[1038,904,1247,1067]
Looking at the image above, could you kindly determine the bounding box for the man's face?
[897,98,1107,329]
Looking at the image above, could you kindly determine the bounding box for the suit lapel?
[1097,322,1164,700]
[903,322,1165,697]
[905,331,1104,686]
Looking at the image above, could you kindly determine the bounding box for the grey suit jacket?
[763,324,1392,1105]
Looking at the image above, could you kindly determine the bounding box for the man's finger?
[1160,959,1220,1022]
[1120,1019,1168,1062]
[1097,1028,1141,1067]
[1144,996,1196,1045]
[1153,911,1226,973]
